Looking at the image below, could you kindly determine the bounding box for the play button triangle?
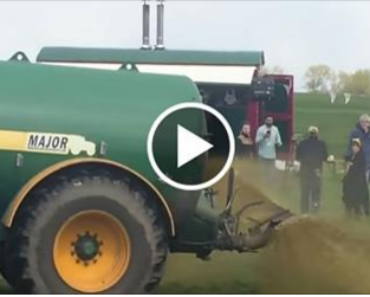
[177,125,213,168]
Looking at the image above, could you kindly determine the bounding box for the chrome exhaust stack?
[141,1,151,50]
[155,0,165,50]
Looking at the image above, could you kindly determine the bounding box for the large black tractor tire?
[5,170,168,294]
[0,241,14,289]
[0,242,4,275]
[0,242,7,283]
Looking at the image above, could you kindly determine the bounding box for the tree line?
[305,65,370,96]
[262,65,370,96]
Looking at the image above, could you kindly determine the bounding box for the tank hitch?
[217,207,293,252]
[237,208,293,251]
[216,168,294,252]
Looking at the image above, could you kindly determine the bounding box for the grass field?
[295,93,370,156]
[2,92,370,294]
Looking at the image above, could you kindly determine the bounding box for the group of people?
[237,114,370,217]
[237,116,282,186]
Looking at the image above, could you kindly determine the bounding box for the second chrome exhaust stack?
[155,1,165,50]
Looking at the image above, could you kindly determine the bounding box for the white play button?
[177,125,213,168]
[147,102,235,191]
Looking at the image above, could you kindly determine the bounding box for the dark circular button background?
[151,106,231,187]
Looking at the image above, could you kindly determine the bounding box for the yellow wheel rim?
[53,210,131,293]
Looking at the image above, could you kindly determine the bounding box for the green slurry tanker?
[0,49,292,294]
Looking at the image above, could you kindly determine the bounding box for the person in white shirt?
[255,116,282,183]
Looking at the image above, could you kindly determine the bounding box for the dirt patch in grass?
[255,217,370,294]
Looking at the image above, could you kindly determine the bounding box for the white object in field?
[293,160,301,172]
[275,159,286,171]
[327,155,335,162]
[320,78,328,93]
[275,160,300,172]
[329,91,337,104]
[344,93,352,105]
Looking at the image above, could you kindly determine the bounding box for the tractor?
[0,2,296,294]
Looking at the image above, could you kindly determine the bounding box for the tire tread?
[5,168,168,293]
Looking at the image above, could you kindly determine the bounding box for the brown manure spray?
[255,217,370,294]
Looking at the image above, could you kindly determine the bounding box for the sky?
[0,1,369,90]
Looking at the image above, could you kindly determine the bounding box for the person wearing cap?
[255,116,282,183]
[342,139,370,217]
[296,126,331,214]
[345,114,370,181]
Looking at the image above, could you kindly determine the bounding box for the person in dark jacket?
[296,126,330,214]
[345,114,370,181]
[237,123,254,158]
[342,138,370,217]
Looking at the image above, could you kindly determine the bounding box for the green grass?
[295,92,370,156]
[2,92,370,294]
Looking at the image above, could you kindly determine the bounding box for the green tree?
[305,65,332,93]
[347,69,370,96]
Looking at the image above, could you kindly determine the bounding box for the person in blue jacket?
[345,114,370,181]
